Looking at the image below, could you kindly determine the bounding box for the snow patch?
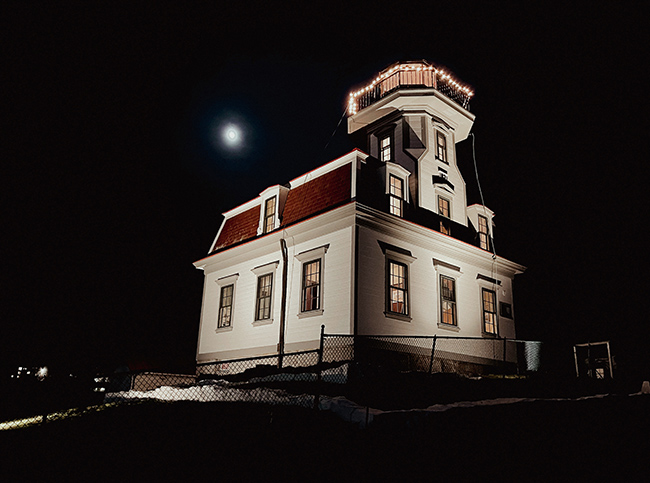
[105,381,314,407]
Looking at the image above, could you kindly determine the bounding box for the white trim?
[215,274,239,333]
[384,162,411,202]
[433,260,462,332]
[251,261,279,275]
[356,203,526,275]
[288,150,367,189]
[216,273,239,286]
[251,262,279,326]
[295,245,329,317]
[384,247,415,321]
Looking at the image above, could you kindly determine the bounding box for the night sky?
[3,3,647,375]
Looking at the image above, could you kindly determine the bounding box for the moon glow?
[222,124,241,147]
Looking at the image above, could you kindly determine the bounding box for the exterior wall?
[355,206,519,340]
[418,118,468,225]
[195,203,355,363]
[283,209,356,345]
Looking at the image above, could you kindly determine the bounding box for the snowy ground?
[105,365,650,429]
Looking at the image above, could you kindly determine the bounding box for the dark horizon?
[3,4,647,376]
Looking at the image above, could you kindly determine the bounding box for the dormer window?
[263,196,276,234]
[389,174,404,217]
[478,215,489,250]
[436,131,447,163]
[380,136,391,162]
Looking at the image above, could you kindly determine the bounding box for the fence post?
[502,337,507,377]
[429,335,437,374]
[313,325,325,410]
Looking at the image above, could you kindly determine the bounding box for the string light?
[347,61,474,115]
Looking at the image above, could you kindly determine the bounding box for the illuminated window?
[381,136,391,162]
[388,261,408,316]
[389,174,404,217]
[301,260,321,312]
[438,196,450,234]
[217,284,234,329]
[255,274,273,321]
[482,288,497,335]
[263,197,276,234]
[436,132,447,163]
[438,196,450,217]
[440,275,457,326]
[478,215,489,250]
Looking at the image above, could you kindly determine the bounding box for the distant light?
[37,366,48,381]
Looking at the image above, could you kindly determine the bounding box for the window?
[438,196,450,218]
[482,288,497,335]
[388,261,408,315]
[295,245,328,317]
[217,284,234,329]
[500,302,512,319]
[380,242,415,321]
[255,273,273,321]
[436,131,447,163]
[478,215,489,250]
[381,136,391,162]
[263,197,276,234]
[438,196,450,234]
[215,273,238,331]
[301,260,321,312]
[440,275,457,326]
[389,174,404,217]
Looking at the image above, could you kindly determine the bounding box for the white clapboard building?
[193,60,526,372]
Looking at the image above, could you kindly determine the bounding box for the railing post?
[429,335,437,374]
[313,325,325,410]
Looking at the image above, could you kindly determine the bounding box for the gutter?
[278,238,288,368]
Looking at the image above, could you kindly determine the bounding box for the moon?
[222,124,242,147]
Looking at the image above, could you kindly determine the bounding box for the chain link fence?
[1,330,542,431]
[321,334,543,377]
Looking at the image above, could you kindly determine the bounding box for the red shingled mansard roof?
[211,162,352,253]
[281,163,352,227]
[212,205,260,252]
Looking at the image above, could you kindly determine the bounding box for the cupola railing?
[348,61,473,115]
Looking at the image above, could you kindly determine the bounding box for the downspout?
[278,238,288,368]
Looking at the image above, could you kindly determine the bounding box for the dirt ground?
[2,390,649,482]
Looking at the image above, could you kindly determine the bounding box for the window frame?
[215,273,238,332]
[217,284,234,329]
[263,196,276,234]
[389,174,404,217]
[481,287,498,335]
[382,246,416,322]
[478,214,489,250]
[387,260,409,317]
[250,261,279,326]
[438,195,450,218]
[295,245,328,318]
[436,131,448,164]
[500,302,513,319]
[254,273,273,321]
[380,135,392,162]
[433,258,462,331]
[301,259,322,313]
[439,275,457,327]
[438,195,451,234]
